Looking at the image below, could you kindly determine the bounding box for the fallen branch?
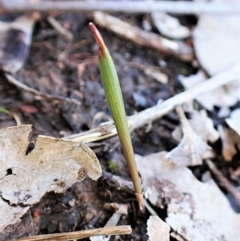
[65,62,240,143]
[7,226,131,241]
[0,1,239,14]
[93,11,193,61]
[5,74,81,105]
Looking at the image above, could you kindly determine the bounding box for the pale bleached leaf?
[172,109,219,143]
[193,0,240,76]
[166,107,214,167]
[151,12,190,39]
[0,125,102,234]
[189,110,219,143]
[166,133,213,167]
[136,152,240,241]
[147,216,170,241]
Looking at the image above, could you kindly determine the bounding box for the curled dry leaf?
[147,215,170,241]
[136,152,240,241]
[179,70,240,110]
[151,12,191,39]
[166,132,213,167]
[0,13,40,73]
[166,107,213,167]
[189,110,219,142]
[0,125,102,234]
[172,109,219,143]
[218,125,240,161]
[226,108,240,136]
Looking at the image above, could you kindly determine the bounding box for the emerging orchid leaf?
[89,23,143,209]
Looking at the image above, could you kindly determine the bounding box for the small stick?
[5,74,81,105]
[93,11,193,61]
[47,16,73,41]
[0,1,239,14]
[65,62,240,143]
[206,160,240,206]
[6,226,132,241]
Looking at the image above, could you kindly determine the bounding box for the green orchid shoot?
[89,23,143,210]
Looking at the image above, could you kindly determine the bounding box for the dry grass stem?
[6,226,131,241]
[66,62,240,143]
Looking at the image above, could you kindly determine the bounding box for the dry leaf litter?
[0,125,101,236]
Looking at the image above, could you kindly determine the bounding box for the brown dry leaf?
[226,108,240,136]
[0,125,102,234]
[218,125,240,161]
[136,152,240,241]
[179,70,240,111]
[166,107,213,167]
[147,215,170,241]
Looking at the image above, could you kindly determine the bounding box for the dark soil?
[1,10,239,241]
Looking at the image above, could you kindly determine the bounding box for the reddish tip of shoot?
[89,22,105,56]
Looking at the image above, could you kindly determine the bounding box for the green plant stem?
[89,23,143,209]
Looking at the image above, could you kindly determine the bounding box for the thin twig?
[128,62,240,132]
[65,62,240,143]
[93,11,193,61]
[0,1,239,14]
[7,226,131,241]
[47,16,73,41]
[206,160,240,206]
[5,74,81,105]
